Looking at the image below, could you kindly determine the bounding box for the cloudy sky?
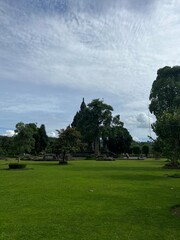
[0,0,180,140]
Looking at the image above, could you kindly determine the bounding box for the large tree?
[104,115,132,154]
[149,66,180,167]
[74,99,113,155]
[72,99,132,155]
[149,66,180,116]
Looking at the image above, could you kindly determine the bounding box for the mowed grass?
[0,159,179,240]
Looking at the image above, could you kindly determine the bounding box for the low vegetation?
[8,163,27,169]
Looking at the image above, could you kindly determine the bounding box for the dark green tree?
[76,99,113,155]
[132,146,141,155]
[71,98,86,128]
[35,124,48,154]
[104,115,132,154]
[149,66,180,116]
[0,136,15,156]
[151,137,164,159]
[149,66,180,167]
[72,99,133,156]
[152,112,180,166]
[55,127,81,163]
[14,122,36,161]
[142,145,149,157]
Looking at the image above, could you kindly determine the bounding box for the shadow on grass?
[29,161,72,166]
[71,166,161,172]
[106,173,165,181]
[167,174,180,178]
[0,167,34,171]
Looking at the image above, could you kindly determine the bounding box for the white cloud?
[3,130,15,137]
[0,0,180,140]
[1,0,180,94]
[136,113,150,128]
[133,136,141,142]
[125,112,154,128]
[47,131,57,138]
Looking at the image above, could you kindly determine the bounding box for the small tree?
[132,146,141,155]
[142,145,149,157]
[56,127,81,164]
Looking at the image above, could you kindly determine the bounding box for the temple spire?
[80,98,86,111]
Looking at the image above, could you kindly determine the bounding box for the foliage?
[0,136,15,156]
[142,145,149,157]
[46,137,57,153]
[55,126,81,162]
[76,99,113,155]
[72,99,132,155]
[8,163,26,169]
[34,124,48,154]
[1,122,49,157]
[152,112,180,166]
[149,66,180,167]
[149,66,180,117]
[14,122,36,157]
[104,117,132,154]
[151,137,164,158]
[132,146,141,155]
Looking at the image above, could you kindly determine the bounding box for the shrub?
[96,155,115,161]
[9,163,27,169]
[85,155,96,160]
[163,161,180,169]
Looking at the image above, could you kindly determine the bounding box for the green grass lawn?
[0,159,179,240]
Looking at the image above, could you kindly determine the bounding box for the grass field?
[0,159,179,240]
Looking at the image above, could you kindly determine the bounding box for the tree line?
[0,123,48,157]
[0,65,180,167]
[0,98,133,161]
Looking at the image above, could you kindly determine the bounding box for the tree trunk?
[62,152,66,162]
[94,137,100,156]
[59,151,66,164]
[171,157,179,168]
[171,143,179,168]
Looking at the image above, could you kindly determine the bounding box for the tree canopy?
[35,124,48,154]
[55,126,81,163]
[72,98,132,155]
[149,66,180,117]
[14,122,36,159]
[149,66,180,167]
[2,122,49,158]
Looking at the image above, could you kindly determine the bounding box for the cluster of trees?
[47,65,180,166]
[0,66,179,167]
[71,98,132,155]
[0,99,133,162]
[0,123,48,157]
[129,143,151,157]
[53,98,133,162]
[149,66,180,167]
